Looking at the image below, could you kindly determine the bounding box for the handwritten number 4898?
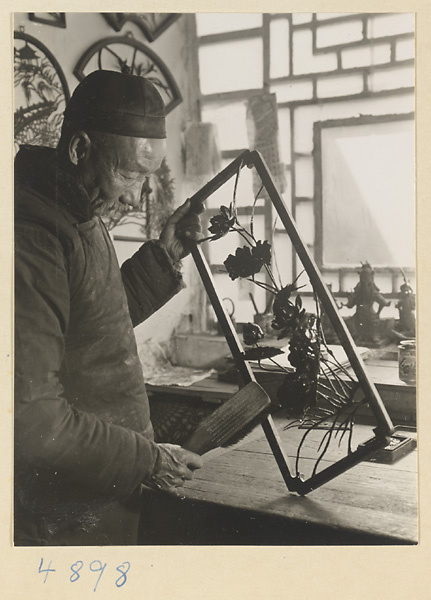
[38,558,130,591]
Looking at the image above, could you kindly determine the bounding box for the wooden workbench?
[142,354,417,545]
[138,413,417,545]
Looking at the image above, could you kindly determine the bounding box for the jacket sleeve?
[121,240,185,327]
[14,224,160,501]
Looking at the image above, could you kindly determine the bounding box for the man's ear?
[68,131,92,166]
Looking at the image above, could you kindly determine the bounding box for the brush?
[183,381,271,455]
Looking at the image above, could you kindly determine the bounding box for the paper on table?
[138,339,215,387]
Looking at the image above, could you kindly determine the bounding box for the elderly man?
[14,70,203,546]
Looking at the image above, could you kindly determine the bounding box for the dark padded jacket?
[14,146,184,524]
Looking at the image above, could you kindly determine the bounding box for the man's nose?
[119,183,142,208]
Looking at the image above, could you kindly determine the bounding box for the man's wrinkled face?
[78,132,167,215]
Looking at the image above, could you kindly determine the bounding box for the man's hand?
[146,443,203,492]
[159,199,203,262]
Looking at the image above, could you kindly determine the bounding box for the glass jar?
[398,340,416,384]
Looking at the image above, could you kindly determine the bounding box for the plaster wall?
[13,12,202,345]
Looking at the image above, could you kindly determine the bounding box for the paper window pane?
[295,201,315,246]
[270,18,290,78]
[196,13,262,36]
[373,272,393,294]
[283,173,293,211]
[321,271,340,293]
[199,38,263,94]
[271,79,314,103]
[292,13,313,25]
[342,271,361,294]
[201,102,248,150]
[295,156,314,198]
[316,13,355,20]
[295,256,314,293]
[321,120,415,268]
[273,232,293,287]
[277,108,292,165]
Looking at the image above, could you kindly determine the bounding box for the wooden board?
[181,418,417,543]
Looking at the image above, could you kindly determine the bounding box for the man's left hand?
[159,199,203,262]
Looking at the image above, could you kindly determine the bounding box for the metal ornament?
[14,30,70,153]
[345,262,391,346]
[187,150,395,495]
[29,13,66,28]
[73,34,182,115]
[102,13,180,41]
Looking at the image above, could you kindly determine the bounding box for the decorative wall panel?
[74,34,182,114]
[14,30,70,153]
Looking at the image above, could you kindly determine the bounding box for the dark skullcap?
[63,70,166,139]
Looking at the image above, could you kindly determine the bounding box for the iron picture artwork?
[102,13,180,41]
[29,13,66,28]
[73,34,182,115]
[187,150,395,495]
[14,30,70,154]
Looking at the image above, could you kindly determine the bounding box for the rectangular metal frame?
[189,149,394,494]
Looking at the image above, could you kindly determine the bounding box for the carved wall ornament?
[14,30,70,153]
[102,13,180,41]
[73,34,182,115]
[29,13,66,28]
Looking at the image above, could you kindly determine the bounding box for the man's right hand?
[146,443,203,492]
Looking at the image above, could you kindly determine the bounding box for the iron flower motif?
[208,205,236,240]
[272,284,305,338]
[242,322,265,346]
[224,240,271,281]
